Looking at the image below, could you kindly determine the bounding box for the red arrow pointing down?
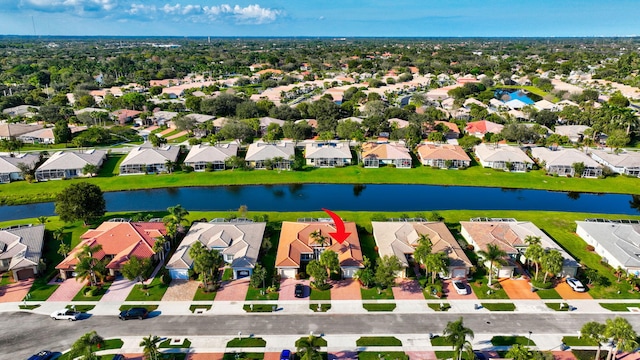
[322,208,351,244]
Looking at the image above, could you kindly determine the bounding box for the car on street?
[566,277,586,292]
[27,351,54,360]
[452,280,468,295]
[50,309,81,321]
[118,307,149,320]
[473,351,487,360]
[294,283,305,298]
[280,349,292,360]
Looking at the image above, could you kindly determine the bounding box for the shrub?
[530,279,553,289]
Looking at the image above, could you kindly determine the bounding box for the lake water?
[0,184,638,221]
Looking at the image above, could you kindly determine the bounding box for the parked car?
[50,309,81,321]
[111,355,125,360]
[27,351,54,360]
[280,349,292,360]
[473,351,487,360]
[119,307,149,320]
[452,280,468,295]
[566,277,586,292]
[294,283,305,298]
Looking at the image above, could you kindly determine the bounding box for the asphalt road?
[5,312,639,360]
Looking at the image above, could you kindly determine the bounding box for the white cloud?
[125,2,280,24]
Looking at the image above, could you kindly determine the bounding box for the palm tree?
[140,334,162,360]
[477,243,507,287]
[524,236,544,281]
[152,236,168,262]
[164,159,175,173]
[413,234,432,272]
[604,317,638,360]
[424,252,449,284]
[505,344,532,360]
[69,330,104,360]
[581,321,607,360]
[163,204,190,241]
[310,230,330,249]
[541,249,563,283]
[189,242,224,290]
[74,244,107,287]
[443,317,474,360]
[296,335,324,360]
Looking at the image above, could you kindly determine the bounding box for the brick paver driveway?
[0,279,33,302]
[263,352,281,360]
[330,279,362,300]
[280,278,310,300]
[442,279,477,300]
[500,278,540,300]
[185,354,224,360]
[47,278,85,302]
[214,278,249,301]
[551,351,578,360]
[555,281,592,300]
[392,279,425,300]
[405,351,437,360]
[162,280,199,301]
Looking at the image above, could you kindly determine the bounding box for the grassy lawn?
[222,268,233,281]
[310,303,331,312]
[189,304,212,313]
[295,337,327,347]
[159,338,192,348]
[245,286,279,301]
[430,336,453,346]
[125,276,169,301]
[0,272,11,286]
[310,288,331,301]
[545,302,571,311]
[71,283,112,301]
[598,303,640,311]
[118,305,159,311]
[243,304,277,312]
[356,337,402,346]
[193,286,217,301]
[358,352,408,360]
[536,288,563,299]
[470,282,509,300]
[26,278,59,301]
[362,303,396,311]
[491,336,536,346]
[98,154,125,177]
[482,302,516,311]
[572,350,606,360]
[66,304,95,312]
[19,304,40,310]
[226,338,267,347]
[428,303,451,311]
[361,287,394,300]
[562,336,599,346]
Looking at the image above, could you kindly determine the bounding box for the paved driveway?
[185,354,224,360]
[100,277,136,302]
[162,280,199,301]
[405,351,437,360]
[330,279,362,300]
[551,351,578,360]
[500,278,540,300]
[0,279,33,303]
[280,278,310,300]
[329,351,359,360]
[392,279,425,300]
[442,279,477,300]
[47,278,85,302]
[214,278,249,301]
[555,281,592,300]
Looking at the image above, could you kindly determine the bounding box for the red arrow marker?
[322,208,351,244]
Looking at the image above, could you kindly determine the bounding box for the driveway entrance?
[214,278,249,301]
[47,278,85,302]
[330,279,362,300]
[555,281,592,300]
[392,279,425,300]
[500,278,540,300]
[0,279,32,303]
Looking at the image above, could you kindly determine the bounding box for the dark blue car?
[280,349,292,360]
[27,351,53,360]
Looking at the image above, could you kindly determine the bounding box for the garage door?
[279,268,297,279]
[498,268,512,278]
[169,269,189,280]
[452,268,467,279]
[16,268,35,280]
[342,267,358,279]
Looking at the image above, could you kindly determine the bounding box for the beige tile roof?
[362,142,411,160]
[417,144,471,161]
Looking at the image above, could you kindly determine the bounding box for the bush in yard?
[530,278,553,289]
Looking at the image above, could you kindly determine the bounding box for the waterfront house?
[474,143,534,172]
[184,143,238,171]
[245,142,295,170]
[417,143,471,169]
[305,142,352,168]
[575,220,640,276]
[531,147,603,177]
[0,153,39,183]
[119,145,180,175]
[589,149,640,177]
[361,142,412,168]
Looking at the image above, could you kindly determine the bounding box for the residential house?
[2,105,39,118]
[275,219,364,279]
[434,121,461,139]
[388,118,410,129]
[417,144,471,169]
[119,145,180,175]
[589,149,640,177]
[152,111,179,126]
[0,224,45,281]
[35,150,106,181]
[56,220,167,280]
[575,220,640,276]
[166,219,266,280]
[305,142,352,168]
[553,125,591,143]
[0,123,42,140]
[361,142,412,168]
[460,218,578,278]
[184,143,238,171]
[465,120,504,138]
[245,142,295,170]
[258,117,285,135]
[372,221,472,279]
[18,125,86,145]
[474,143,534,172]
[531,147,602,177]
[0,153,39,183]
[110,109,141,125]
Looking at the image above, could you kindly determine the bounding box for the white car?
[452,280,468,295]
[566,277,586,292]
[50,309,81,321]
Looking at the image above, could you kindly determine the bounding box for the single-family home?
[2,105,39,118]
[119,145,180,175]
[575,220,640,277]
[276,219,364,279]
[166,219,266,280]
[434,121,461,139]
[305,142,352,168]
[474,143,534,172]
[465,120,504,138]
[589,149,640,178]
[531,147,602,177]
[35,150,106,181]
[460,218,578,278]
[553,125,591,143]
[245,142,295,170]
[18,125,86,145]
[417,144,471,169]
[258,117,285,135]
[0,153,39,183]
[0,224,45,281]
[110,109,141,125]
[388,118,410,129]
[152,111,179,126]
[361,142,412,168]
[372,221,472,279]
[0,123,42,140]
[184,143,238,171]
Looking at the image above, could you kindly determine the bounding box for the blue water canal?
[0,184,638,221]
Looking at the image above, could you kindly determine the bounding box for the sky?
[0,0,638,37]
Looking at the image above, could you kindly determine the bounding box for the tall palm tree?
[581,321,607,360]
[524,236,544,281]
[541,249,563,283]
[477,243,507,287]
[152,236,168,262]
[296,335,324,360]
[75,244,107,287]
[413,234,432,272]
[443,317,474,360]
[604,317,638,360]
[424,252,449,284]
[163,204,190,241]
[310,230,329,249]
[140,334,162,360]
[69,330,104,360]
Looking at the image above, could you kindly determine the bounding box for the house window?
[224,254,234,262]
[300,253,313,261]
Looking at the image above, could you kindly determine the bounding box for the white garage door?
[279,268,297,279]
[169,269,189,280]
[498,268,512,278]
[452,268,467,279]
[342,267,358,279]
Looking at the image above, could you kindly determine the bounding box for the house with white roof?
[531,147,602,177]
[372,221,472,279]
[245,141,295,170]
[152,111,178,126]
[475,143,534,172]
[553,125,591,143]
[35,150,106,181]
[0,224,45,281]
[166,219,266,280]
[589,149,640,178]
[305,142,352,167]
[0,153,39,183]
[361,142,412,168]
[504,99,528,110]
[2,105,39,118]
[534,99,559,112]
[575,220,640,276]
[184,143,238,171]
[119,145,180,175]
[258,117,285,135]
